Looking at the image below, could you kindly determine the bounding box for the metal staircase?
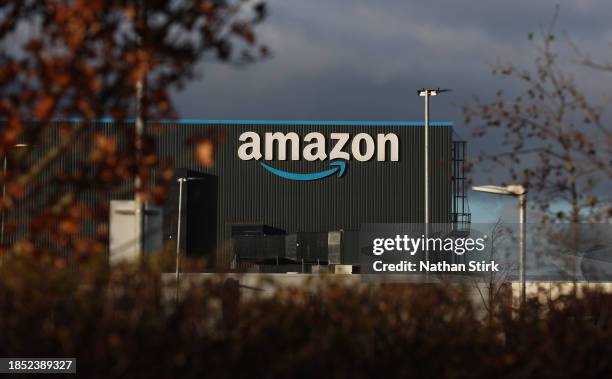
[451,141,471,236]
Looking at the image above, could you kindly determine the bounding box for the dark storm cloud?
[173,0,612,121]
[170,0,612,222]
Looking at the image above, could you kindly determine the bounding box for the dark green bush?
[1,255,612,378]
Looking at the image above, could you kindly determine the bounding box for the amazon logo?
[237,131,399,181]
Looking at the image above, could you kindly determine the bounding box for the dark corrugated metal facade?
[11,120,454,269]
[154,120,453,268]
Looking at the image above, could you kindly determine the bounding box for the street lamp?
[418,88,451,272]
[1,143,28,247]
[174,176,207,302]
[472,184,527,304]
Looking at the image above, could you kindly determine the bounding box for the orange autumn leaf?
[33,95,55,119]
[59,219,80,235]
[195,138,215,167]
[7,182,25,199]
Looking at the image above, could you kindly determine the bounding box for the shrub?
[1,255,612,378]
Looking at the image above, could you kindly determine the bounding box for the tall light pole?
[174,176,207,301]
[134,78,144,258]
[473,184,527,304]
[175,177,186,302]
[134,0,147,258]
[1,143,28,248]
[418,88,450,272]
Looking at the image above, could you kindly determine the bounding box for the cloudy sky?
[171,0,612,223]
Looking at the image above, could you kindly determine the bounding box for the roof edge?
[57,118,453,127]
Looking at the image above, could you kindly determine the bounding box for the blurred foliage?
[1,255,612,378]
[0,0,268,256]
[462,8,611,223]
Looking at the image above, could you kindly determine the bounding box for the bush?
[1,255,612,378]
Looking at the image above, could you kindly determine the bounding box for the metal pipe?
[424,91,429,228]
[424,91,430,270]
[134,79,144,258]
[519,192,526,305]
[175,177,185,300]
[134,0,146,258]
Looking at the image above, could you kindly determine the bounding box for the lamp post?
[1,143,28,248]
[174,176,207,302]
[472,184,527,304]
[418,88,450,273]
[134,0,147,259]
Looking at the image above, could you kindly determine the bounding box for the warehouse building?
[7,120,469,272]
[153,120,469,272]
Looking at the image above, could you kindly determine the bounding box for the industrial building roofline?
[55,118,453,127]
